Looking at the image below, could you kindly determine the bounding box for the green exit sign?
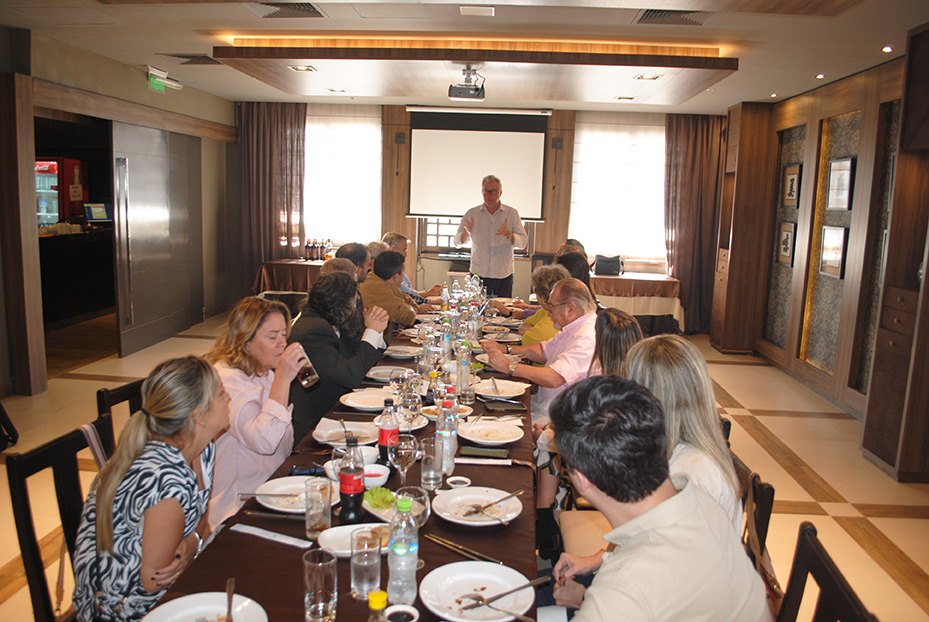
[149,75,165,92]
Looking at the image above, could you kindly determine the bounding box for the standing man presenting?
[455,175,528,298]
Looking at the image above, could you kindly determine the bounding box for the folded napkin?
[454,457,513,466]
[230,523,312,549]
[313,418,378,444]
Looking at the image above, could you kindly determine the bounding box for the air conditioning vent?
[635,9,710,26]
[157,54,222,66]
[245,3,324,19]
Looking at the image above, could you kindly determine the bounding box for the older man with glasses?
[454,174,528,298]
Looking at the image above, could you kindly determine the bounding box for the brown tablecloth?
[590,272,680,299]
[161,343,538,621]
[253,259,325,294]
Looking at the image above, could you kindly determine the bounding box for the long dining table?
[159,331,539,621]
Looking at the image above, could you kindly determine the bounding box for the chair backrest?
[776,521,879,622]
[96,378,144,418]
[731,450,775,556]
[6,415,115,622]
[720,415,732,445]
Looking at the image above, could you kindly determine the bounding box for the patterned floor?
[0,323,927,621]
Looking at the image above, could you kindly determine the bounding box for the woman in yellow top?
[519,264,571,346]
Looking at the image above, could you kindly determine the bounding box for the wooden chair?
[96,378,144,418]
[6,415,115,622]
[0,399,19,452]
[731,451,776,557]
[776,522,879,622]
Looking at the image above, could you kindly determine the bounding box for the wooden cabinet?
[710,103,778,353]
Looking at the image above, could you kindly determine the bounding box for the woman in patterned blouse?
[72,356,229,621]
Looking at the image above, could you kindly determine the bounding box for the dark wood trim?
[0,73,47,395]
[754,335,787,367]
[32,79,236,143]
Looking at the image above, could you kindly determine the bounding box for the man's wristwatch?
[505,345,512,354]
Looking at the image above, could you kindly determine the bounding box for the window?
[303,105,382,244]
[569,112,666,260]
[421,217,465,251]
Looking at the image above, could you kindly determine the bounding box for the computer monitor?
[84,203,113,223]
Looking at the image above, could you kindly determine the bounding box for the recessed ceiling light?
[613,96,635,101]
[815,74,825,79]
[882,45,893,53]
[460,6,495,17]
[770,93,777,98]
[327,88,347,93]
[634,74,662,81]
[287,65,316,72]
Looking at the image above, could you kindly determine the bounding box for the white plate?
[142,592,268,622]
[472,379,530,399]
[376,413,428,431]
[432,486,522,527]
[340,389,396,412]
[415,314,443,322]
[365,366,409,382]
[400,327,421,338]
[316,522,389,558]
[312,421,378,446]
[475,353,520,366]
[254,476,340,513]
[384,345,420,360]
[421,404,473,421]
[482,325,509,333]
[487,317,523,327]
[458,421,523,446]
[485,333,520,343]
[418,561,533,622]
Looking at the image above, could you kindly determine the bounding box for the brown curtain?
[664,114,727,333]
[241,102,307,292]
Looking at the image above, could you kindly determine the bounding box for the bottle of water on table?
[387,496,419,605]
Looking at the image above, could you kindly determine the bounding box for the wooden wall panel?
[0,74,47,394]
[534,109,575,255]
[380,106,416,279]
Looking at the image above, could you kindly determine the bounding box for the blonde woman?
[205,296,307,528]
[73,356,228,621]
[624,334,741,530]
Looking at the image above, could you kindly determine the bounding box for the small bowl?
[364,464,390,488]
[360,445,379,465]
[446,476,471,488]
[385,604,420,622]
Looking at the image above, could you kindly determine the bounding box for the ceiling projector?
[448,84,485,101]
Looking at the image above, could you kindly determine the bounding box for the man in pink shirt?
[483,278,597,423]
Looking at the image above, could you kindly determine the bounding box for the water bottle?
[436,399,457,475]
[339,437,365,524]
[377,398,399,468]
[440,319,454,356]
[456,341,471,395]
[387,496,419,605]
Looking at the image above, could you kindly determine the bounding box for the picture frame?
[783,164,801,208]
[826,158,855,210]
[778,222,796,266]
[820,226,847,278]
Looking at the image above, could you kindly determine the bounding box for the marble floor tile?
[710,364,843,412]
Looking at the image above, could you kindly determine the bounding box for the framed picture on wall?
[826,158,855,210]
[820,226,847,278]
[778,222,796,266]
[783,165,801,207]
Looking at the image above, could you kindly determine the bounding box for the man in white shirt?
[544,376,771,622]
[454,175,528,297]
[381,231,442,303]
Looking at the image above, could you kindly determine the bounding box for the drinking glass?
[303,549,337,622]
[419,438,443,491]
[304,478,331,540]
[388,434,419,487]
[388,367,406,395]
[398,392,422,432]
[350,527,381,600]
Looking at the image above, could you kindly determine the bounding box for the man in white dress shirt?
[454,175,528,297]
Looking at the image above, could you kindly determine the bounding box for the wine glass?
[396,486,431,570]
[388,367,407,395]
[399,392,422,432]
[388,434,419,487]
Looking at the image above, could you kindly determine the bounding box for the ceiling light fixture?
[882,45,893,53]
[287,64,316,72]
[460,6,495,17]
[816,73,825,79]
[448,66,485,101]
[635,73,662,81]
[770,93,777,98]
[613,96,635,101]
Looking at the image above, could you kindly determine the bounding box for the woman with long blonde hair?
[205,296,307,528]
[624,334,741,530]
[73,356,228,621]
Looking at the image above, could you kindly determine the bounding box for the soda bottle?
[377,398,399,468]
[436,399,458,476]
[339,437,365,524]
[387,496,419,605]
[425,370,439,405]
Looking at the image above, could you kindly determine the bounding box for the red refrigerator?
[35,158,88,228]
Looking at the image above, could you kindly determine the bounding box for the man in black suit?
[288,271,388,445]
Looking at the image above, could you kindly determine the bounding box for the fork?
[461,595,534,622]
[490,376,500,395]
